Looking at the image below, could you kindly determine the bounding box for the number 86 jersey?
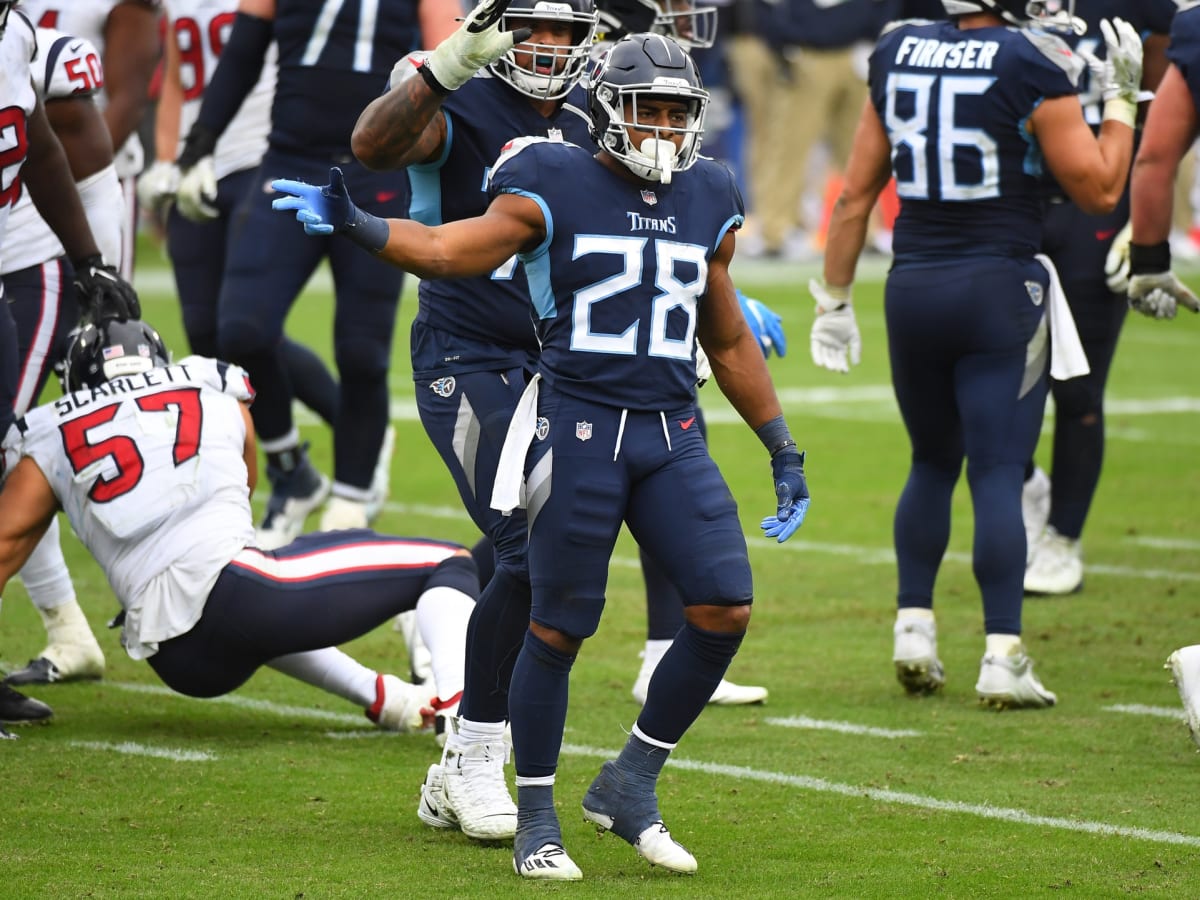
[869,19,1084,263]
[10,357,257,654]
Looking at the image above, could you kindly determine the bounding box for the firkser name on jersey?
[626,212,677,234]
[895,37,999,70]
[53,363,196,415]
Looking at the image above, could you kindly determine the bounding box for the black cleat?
[0,683,53,723]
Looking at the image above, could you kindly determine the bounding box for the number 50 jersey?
[869,19,1083,262]
[9,357,257,658]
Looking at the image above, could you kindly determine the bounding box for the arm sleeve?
[193,12,274,137]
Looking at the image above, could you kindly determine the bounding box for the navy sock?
[509,629,575,777]
[514,783,560,859]
[459,566,531,722]
[638,621,744,744]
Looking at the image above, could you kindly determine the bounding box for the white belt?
[491,374,541,516]
[1035,253,1090,381]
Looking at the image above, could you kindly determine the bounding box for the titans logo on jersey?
[870,19,1082,260]
[487,139,743,411]
[410,75,593,378]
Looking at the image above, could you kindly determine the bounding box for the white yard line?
[765,716,922,738]
[1104,704,1187,720]
[66,739,216,762]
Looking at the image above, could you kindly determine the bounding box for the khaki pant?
[727,36,868,252]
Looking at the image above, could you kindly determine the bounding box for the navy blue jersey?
[1062,0,1177,128]
[487,140,744,411]
[271,0,422,157]
[1169,5,1200,118]
[870,20,1082,260]
[410,75,592,377]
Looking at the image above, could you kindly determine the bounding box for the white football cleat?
[630,641,768,706]
[318,495,369,532]
[440,726,517,840]
[365,424,396,523]
[1024,527,1083,595]
[1021,467,1051,561]
[417,763,459,829]
[365,674,431,733]
[255,451,330,550]
[893,615,945,695]
[6,601,105,684]
[976,647,1057,709]
[1166,645,1200,750]
[513,843,583,881]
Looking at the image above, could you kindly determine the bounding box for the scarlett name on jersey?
[53,363,200,415]
[626,211,677,233]
[894,36,1000,71]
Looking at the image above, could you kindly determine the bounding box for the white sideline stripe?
[766,715,922,738]
[373,501,1200,582]
[560,742,1200,848]
[67,740,216,762]
[1127,537,1200,551]
[1104,703,1187,721]
[106,681,365,725]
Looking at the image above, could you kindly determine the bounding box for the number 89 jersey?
[12,357,257,656]
[869,19,1082,261]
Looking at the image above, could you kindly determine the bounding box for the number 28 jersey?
[10,357,257,659]
[869,20,1082,261]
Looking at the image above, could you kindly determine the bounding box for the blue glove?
[760,449,809,543]
[271,167,390,252]
[738,291,787,359]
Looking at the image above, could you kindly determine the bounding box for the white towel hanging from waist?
[1035,253,1090,381]
[491,373,541,516]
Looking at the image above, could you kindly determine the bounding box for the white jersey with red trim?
[9,356,257,659]
[164,0,273,179]
[0,12,37,256]
[1,27,122,274]
[17,0,163,177]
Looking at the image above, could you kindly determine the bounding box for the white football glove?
[424,0,528,92]
[1104,221,1131,293]
[136,160,180,216]
[1127,270,1200,319]
[1082,18,1142,128]
[809,277,861,374]
[176,155,219,222]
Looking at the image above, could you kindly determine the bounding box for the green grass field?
[2,241,1199,898]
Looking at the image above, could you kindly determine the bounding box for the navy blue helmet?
[942,0,1079,31]
[61,319,170,392]
[490,0,599,100]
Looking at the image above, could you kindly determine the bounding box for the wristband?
[346,206,391,254]
[754,415,796,458]
[1129,241,1171,275]
[417,59,451,96]
[177,124,218,170]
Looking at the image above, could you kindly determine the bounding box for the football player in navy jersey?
[277,32,808,881]
[809,0,1142,708]
[1019,0,1178,598]
[170,0,459,550]
[1124,1,1200,751]
[352,0,776,845]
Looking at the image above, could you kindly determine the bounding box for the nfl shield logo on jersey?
[575,421,592,441]
[535,416,550,440]
[640,189,657,206]
[1024,281,1044,306]
[429,376,456,397]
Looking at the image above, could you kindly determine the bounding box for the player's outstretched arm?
[271,167,542,278]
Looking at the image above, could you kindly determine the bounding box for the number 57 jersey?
[869,19,1084,262]
[10,357,257,656]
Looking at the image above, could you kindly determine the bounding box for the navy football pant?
[168,167,338,426]
[415,363,535,721]
[1039,196,1130,539]
[148,530,475,698]
[886,258,1049,635]
[217,149,408,491]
